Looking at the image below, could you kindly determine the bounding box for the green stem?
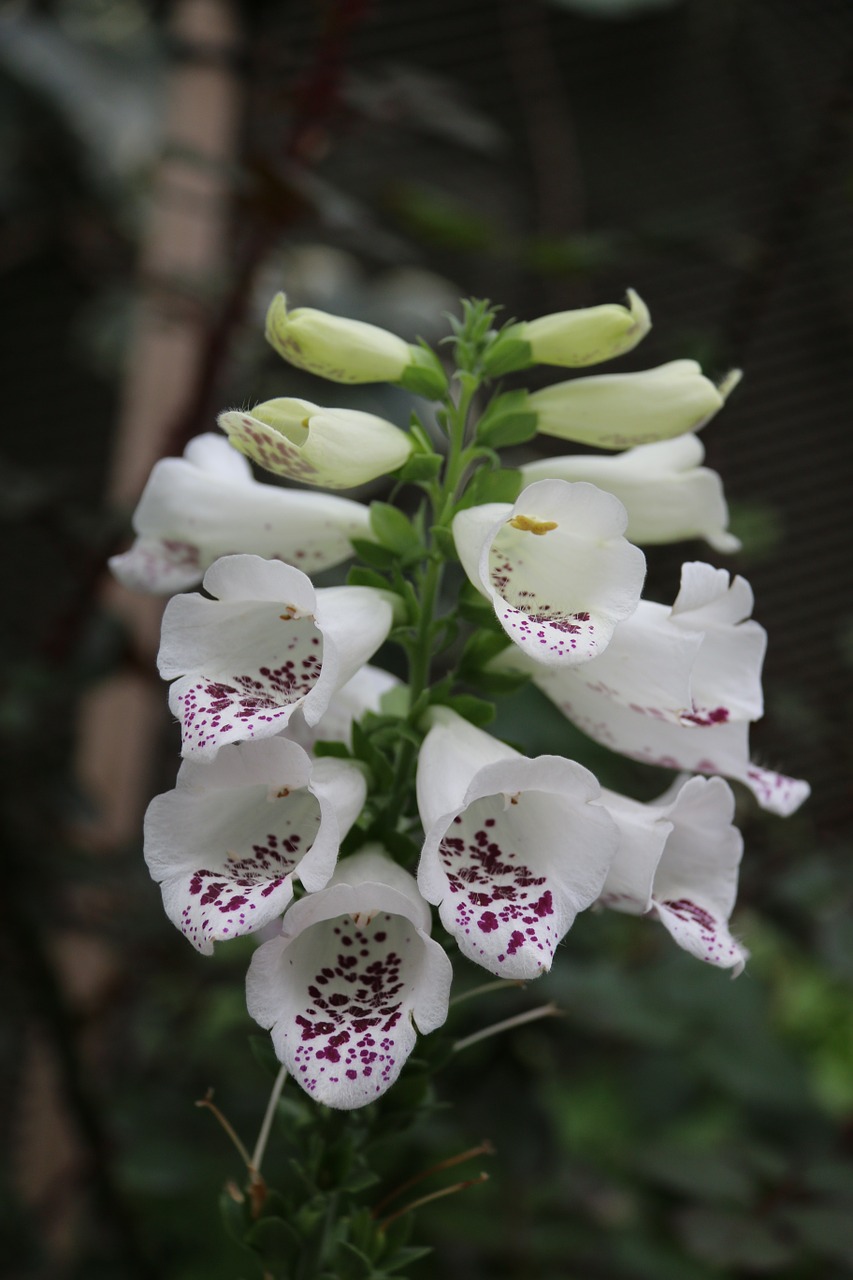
[382,375,479,825]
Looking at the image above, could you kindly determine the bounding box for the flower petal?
[144,738,365,953]
[246,848,452,1108]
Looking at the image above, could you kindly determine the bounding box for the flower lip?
[157,554,393,758]
[246,848,452,1109]
[417,715,617,980]
[143,737,365,954]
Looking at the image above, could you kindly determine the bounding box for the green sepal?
[351,538,398,570]
[463,466,523,507]
[482,325,533,376]
[347,565,392,593]
[476,389,538,448]
[467,666,531,697]
[369,503,423,557]
[399,345,448,398]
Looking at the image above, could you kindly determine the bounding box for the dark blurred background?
[2,1,853,1277]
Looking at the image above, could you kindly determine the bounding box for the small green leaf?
[370,503,422,556]
[348,566,393,592]
[429,526,456,558]
[441,693,496,727]
[459,630,515,675]
[384,1245,433,1273]
[351,539,398,570]
[468,466,523,507]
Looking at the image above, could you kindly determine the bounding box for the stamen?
[508,514,558,535]
[453,1002,561,1053]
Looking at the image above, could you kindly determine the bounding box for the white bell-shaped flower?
[109,433,371,594]
[158,554,393,758]
[218,397,413,490]
[597,776,748,974]
[246,847,453,1110]
[521,434,740,552]
[417,713,617,979]
[452,479,646,665]
[525,361,740,450]
[144,738,365,954]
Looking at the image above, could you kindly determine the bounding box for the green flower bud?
[265,293,446,392]
[483,289,650,376]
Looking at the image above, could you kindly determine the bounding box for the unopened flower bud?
[265,293,447,395]
[526,360,741,450]
[218,397,413,489]
[484,289,650,376]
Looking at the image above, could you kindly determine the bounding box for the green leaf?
[429,526,456,558]
[476,389,538,448]
[441,693,496,727]
[464,467,523,507]
[370,503,422,556]
[459,629,515,675]
[351,538,398,570]
[348,566,392,592]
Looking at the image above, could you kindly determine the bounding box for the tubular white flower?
[417,713,618,979]
[265,292,447,395]
[520,434,740,553]
[452,479,646,666]
[525,361,741,450]
[108,433,372,594]
[596,776,748,975]
[218,397,413,490]
[158,554,393,759]
[143,738,365,954]
[246,847,452,1110]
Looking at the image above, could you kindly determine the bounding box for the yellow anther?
[508,515,558,536]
